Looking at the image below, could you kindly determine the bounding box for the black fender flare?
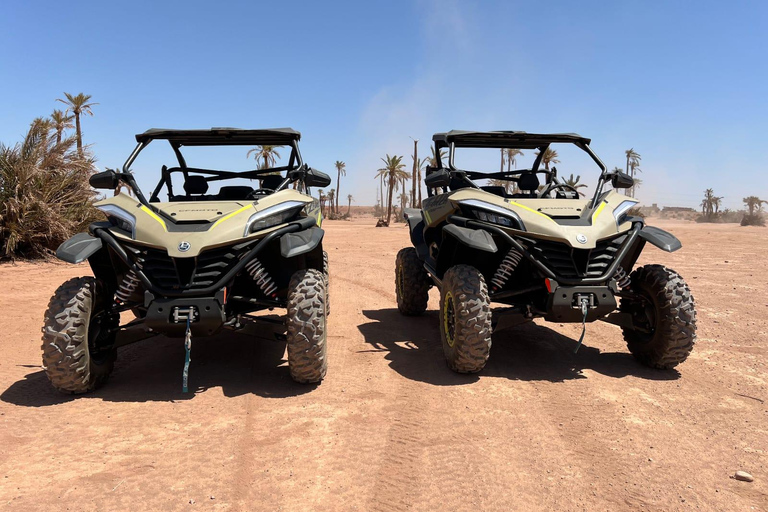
[639,225,682,252]
[56,233,103,264]
[443,224,498,253]
[280,226,325,258]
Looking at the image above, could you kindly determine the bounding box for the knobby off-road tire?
[323,250,331,317]
[41,277,118,393]
[395,247,431,316]
[439,265,492,373]
[286,269,328,383]
[620,264,696,369]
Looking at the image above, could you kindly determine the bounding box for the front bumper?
[143,294,226,337]
[543,282,618,322]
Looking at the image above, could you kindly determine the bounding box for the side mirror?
[425,168,451,188]
[89,170,119,190]
[304,168,332,188]
[610,171,634,189]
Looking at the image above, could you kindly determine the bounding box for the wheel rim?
[443,291,456,347]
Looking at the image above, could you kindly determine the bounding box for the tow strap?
[573,297,590,354]
[182,317,192,393]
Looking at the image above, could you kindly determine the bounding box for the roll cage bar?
[429,130,611,208]
[116,128,313,206]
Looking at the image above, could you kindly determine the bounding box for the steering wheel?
[538,182,580,198]
[246,188,275,199]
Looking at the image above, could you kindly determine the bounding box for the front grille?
[521,234,626,279]
[125,240,255,292]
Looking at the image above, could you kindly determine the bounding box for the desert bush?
[626,206,645,219]
[741,214,766,227]
[695,213,722,223]
[0,118,101,259]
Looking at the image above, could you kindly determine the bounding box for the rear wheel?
[620,264,696,369]
[41,277,118,393]
[395,247,431,316]
[286,269,328,383]
[439,265,492,373]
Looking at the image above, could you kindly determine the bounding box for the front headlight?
[97,205,136,238]
[613,200,638,226]
[244,201,305,236]
[459,199,526,231]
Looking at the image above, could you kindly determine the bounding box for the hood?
[155,201,250,223]
[94,189,314,257]
[445,189,638,249]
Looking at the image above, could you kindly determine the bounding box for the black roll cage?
[114,129,315,208]
[429,131,611,208]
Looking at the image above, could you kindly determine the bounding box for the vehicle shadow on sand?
[1,320,316,407]
[358,308,680,386]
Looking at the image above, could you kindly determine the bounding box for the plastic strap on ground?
[183,318,192,393]
[573,299,589,354]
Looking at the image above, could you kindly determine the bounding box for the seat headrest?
[260,175,284,190]
[183,175,209,195]
[218,186,254,200]
[518,173,540,191]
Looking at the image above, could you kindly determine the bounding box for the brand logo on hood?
[576,234,588,244]
[178,241,191,252]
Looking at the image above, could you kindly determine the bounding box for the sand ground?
[0,218,766,511]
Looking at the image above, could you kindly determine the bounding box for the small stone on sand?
[734,471,753,482]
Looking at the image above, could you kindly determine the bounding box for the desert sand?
[0,218,766,511]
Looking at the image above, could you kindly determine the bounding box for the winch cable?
[573,297,590,354]
[182,317,192,393]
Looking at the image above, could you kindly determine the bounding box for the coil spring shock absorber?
[613,266,631,288]
[115,259,144,303]
[245,258,278,298]
[490,248,523,292]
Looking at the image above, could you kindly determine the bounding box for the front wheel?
[439,265,492,373]
[620,264,696,369]
[286,269,328,383]
[41,277,118,393]
[323,250,331,316]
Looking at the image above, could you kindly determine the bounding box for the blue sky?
[1,0,766,209]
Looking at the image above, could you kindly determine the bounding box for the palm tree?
[327,189,336,214]
[318,190,326,216]
[428,147,447,167]
[500,148,505,172]
[701,188,722,217]
[49,110,73,145]
[535,148,560,171]
[246,145,282,170]
[56,93,97,158]
[378,154,409,225]
[743,196,767,216]
[347,194,354,215]
[334,160,346,213]
[624,149,641,197]
[417,156,430,207]
[563,174,588,197]
[399,192,409,214]
[505,148,523,172]
[410,139,419,208]
[374,168,387,219]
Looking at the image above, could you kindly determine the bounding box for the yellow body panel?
[94,189,314,258]
[422,189,637,249]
